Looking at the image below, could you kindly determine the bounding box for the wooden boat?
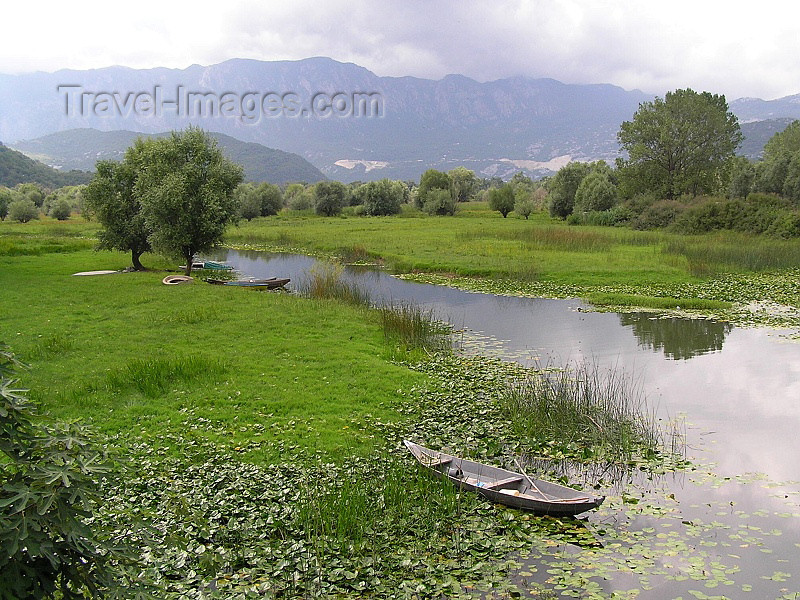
[179,261,233,270]
[207,277,290,289]
[162,275,194,285]
[404,440,604,517]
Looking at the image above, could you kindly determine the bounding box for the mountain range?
[1,57,797,182]
[12,129,325,185]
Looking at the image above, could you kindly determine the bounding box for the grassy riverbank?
[0,245,427,462]
[224,203,800,326]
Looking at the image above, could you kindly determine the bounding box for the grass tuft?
[106,356,226,398]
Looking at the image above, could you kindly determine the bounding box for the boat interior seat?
[486,476,523,490]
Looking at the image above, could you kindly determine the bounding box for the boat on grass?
[404,440,604,517]
[207,277,290,290]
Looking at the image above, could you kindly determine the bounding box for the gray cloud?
[3,0,799,100]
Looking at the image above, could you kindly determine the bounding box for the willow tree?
[83,154,151,270]
[135,128,243,275]
[617,89,742,199]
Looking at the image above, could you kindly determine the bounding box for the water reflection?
[618,313,733,360]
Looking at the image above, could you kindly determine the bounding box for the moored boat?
[207,277,290,289]
[179,261,234,270]
[404,440,604,517]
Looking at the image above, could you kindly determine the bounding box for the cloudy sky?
[4,0,799,100]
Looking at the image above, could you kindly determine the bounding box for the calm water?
[210,249,800,598]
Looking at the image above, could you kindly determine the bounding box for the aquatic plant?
[377,301,452,354]
[500,359,673,464]
[297,260,371,306]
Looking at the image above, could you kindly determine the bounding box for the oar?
[513,457,547,499]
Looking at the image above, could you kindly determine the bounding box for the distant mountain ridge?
[0,143,91,188]
[12,129,326,185]
[1,58,797,181]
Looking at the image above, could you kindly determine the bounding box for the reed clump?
[378,302,451,354]
[501,360,670,463]
[298,261,371,307]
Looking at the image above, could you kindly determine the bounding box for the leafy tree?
[755,150,792,196]
[574,171,618,212]
[83,155,152,271]
[50,198,72,220]
[416,169,452,209]
[754,121,800,201]
[0,344,129,598]
[359,179,405,216]
[488,184,515,217]
[547,162,592,218]
[782,153,800,202]
[764,120,800,157]
[510,172,534,188]
[515,198,534,219]
[617,89,742,199]
[422,188,457,216]
[727,156,757,199]
[236,185,262,221]
[135,128,244,275]
[0,186,15,220]
[448,167,477,202]
[8,198,39,223]
[15,183,46,208]
[256,183,283,216]
[313,181,347,216]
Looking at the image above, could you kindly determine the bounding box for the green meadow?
[228,203,800,283]
[2,209,799,597]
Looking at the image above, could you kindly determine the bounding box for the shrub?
[488,184,515,217]
[422,188,457,216]
[669,198,728,234]
[569,205,633,227]
[49,198,72,220]
[632,200,685,230]
[314,181,347,216]
[8,199,39,223]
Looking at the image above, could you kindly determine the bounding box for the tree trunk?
[131,251,145,271]
[184,251,193,276]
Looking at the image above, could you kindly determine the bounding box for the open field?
[227,203,800,284]
[0,242,425,462]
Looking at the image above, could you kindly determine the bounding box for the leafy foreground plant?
[0,344,142,599]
